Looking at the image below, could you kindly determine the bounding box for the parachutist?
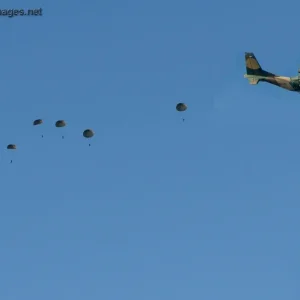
[55,120,66,139]
[176,103,187,122]
[33,119,44,137]
[83,129,94,146]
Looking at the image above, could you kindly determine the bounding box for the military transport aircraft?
[244,52,300,92]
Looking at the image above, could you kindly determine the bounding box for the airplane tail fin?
[244,52,275,84]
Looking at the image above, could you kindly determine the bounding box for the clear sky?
[0,0,299,299]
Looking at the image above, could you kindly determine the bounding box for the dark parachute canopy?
[176,103,187,111]
[7,144,16,150]
[83,129,94,146]
[33,119,43,126]
[55,120,66,139]
[55,120,66,127]
[4,118,98,162]
[83,129,94,138]
[33,119,44,137]
[7,144,16,163]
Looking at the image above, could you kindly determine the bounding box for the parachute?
[176,103,187,122]
[55,120,66,138]
[55,120,66,127]
[33,119,43,126]
[83,129,94,146]
[83,129,94,138]
[7,144,16,163]
[176,103,187,111]
[33,119,44,137]
[2,117,99,163]
[7,144,16,150]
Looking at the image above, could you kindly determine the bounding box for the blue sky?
[0,0,299,299]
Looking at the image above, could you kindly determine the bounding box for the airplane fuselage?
[262,75,300,91]
[244,74,300,92]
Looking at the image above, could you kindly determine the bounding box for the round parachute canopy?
[55,120,66,127]
[7,144,16,150]
[33,119,43,126]
[83,129,94,138]
[176,103,187,112]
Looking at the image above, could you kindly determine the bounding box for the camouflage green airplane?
[244,52,300,92]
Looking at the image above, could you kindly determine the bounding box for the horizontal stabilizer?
[249,78,259,85]
[244,74,260,85]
